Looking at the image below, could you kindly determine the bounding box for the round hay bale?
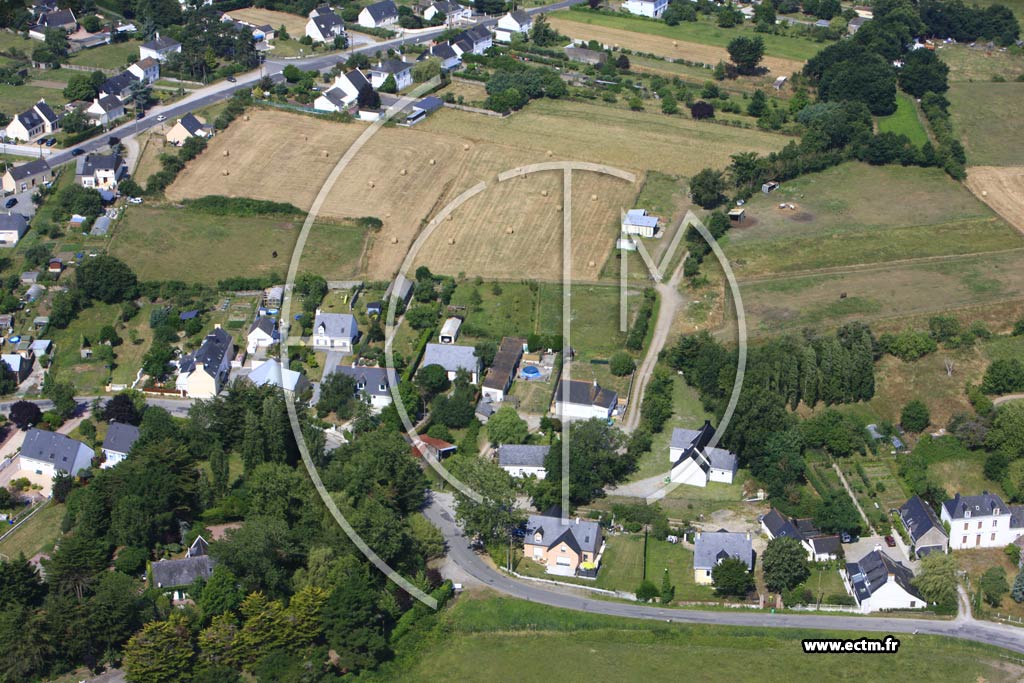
[303,134,308,141]
[590,194,598,201]
[223,150,229,157]
[556,205,563,212]
[546,150,553,157]
[505,227,514,234]
[448,237,455,245]
[673,41,678,47]
[541,189,549,197]
[429,158,436,165]
[447,214,454,221]
[463,143,470,151]
[385,212,391,218]
[321,150,329,157]
[400,169,407,176]
[390,236,398,244]
[243,114,249,121]
[982,190,989,197]
[588,260,596,268]
[222,169,230,176]
[368,180,375,188]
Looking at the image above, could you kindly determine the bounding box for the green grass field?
[555,10,826,62]
[68,40,142,70]
[877,92,930,147]
[938,44,1024,82]
[629,371,712,481]
[371,596,1022,683]
[448,281,537,342]
[537,283,636,360]
[947,82,1024,166]
[108,205,367,284]
[0,82,66,114]
[0,502,65,560]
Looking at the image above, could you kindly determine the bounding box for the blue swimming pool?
[521,365,541,379]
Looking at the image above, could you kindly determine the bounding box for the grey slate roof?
[422,343,478,375]
[809,535,842,557]
[498,444,549,468]
[525,513,601,555]
[39,8,75,26]
[314,311,357,340]
[385,275,412,302]
[363,0,399,22]
[344,68,370,92]
[761,508,802,540]
[555,379,617,409]
[15,106,43,131]
[92,95,123,113]
[899,496,946,545]
[0,214,28,239]
[335,364,396,398]
[5,158,50,181]
[846,550,921,602]
[248,316,276,337]
[151,555,215,589]
[942,492,1009,520]
[100,71,138,96]
[373,58,412,75]
[669,421,737,473]
[102,421,140,456]
[179,113,205,135]
[321,88,348,108]
[179,327,232,376]
[20,428,93,475]
[142,35,181,51]
[508,9,531,25]
[312,10,344,35]
[464,24,490,42]
[77,152,124,177]
[693,531,753,571]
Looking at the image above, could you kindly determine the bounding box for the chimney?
[214,323,222,330]
[745,531,750,540]
[575,517,579,525]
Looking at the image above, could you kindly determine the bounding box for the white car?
[155,114,166,122]
[128,197,143,205]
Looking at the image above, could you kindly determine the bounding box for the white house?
[494,9,532,43]
[139,33,181,61]
[842,549,924,613]
[98,71,139,100]
[165,113,212,146]
[554,378,617,421]
[100,421,140,469]
[668,421,737,487]
[419,0,470,23]
[75,152,127,190]
[358,0,399,28]
[247,316,277,353]
[313,69,371,112]
[0,214,29,246]
[176,327,234,399]
[622,208,660,238]
[312,310,358,352]
[369,59,413,91]
[941,492,1024,550]
[481,336,525,403]
[19,428,94,478]
[451,25,492,55]
[85,95,125,126]
[246,358,310,396]
[760,508,842,562]
[498,444,548,479]
[5,100,60,142]
[334,364,397,411]
[306,5,345,43]
[622,0,667,18]
[693,531,753,586]
[127,57,160,83]
[421,343,480,383]
[417,42,461,71]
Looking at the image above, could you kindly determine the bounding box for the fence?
[442,102,506,118]
[789,604,862,614]
[0,498,51,547]
[59,63,118,75]
[499,566,633,600]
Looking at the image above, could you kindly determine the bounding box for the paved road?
[423,492,1024,654]
[0,395,192,418]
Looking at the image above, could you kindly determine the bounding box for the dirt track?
[965,166,1024,234]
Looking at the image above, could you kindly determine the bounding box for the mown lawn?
[68,40,142,70]
[877,92,929,147]
[629,371,712,481]
[369,595,1023,683]
[0,502,65,560]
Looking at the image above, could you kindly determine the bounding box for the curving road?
[423,492,1024,655]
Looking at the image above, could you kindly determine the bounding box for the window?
[995,508,1001,515]
[994,519,999,528]
[965,510,972,518]
[962,536,967,544]
[963,522,969,531]
[910,601,916,608]
[978,521,983,529]
[992,533,997,541]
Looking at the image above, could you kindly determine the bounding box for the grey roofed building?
[508,8,530,24]
[866,423,884,440]
[525,513,602,555]
[899,495,946,545]
[25,283,44,302]
[100,71,139,97]
[311,10,344,36]
[91,215,111,235]
[693,531,754,572]
[247,358,309,394]
[554,378,617,409]
[452,36,473,53]
[942,491,1009,520]
[6,158,50,182]
[846,549,921,602]
[249,315,276,338]
[102,421,140,456]
[20,428,94,476]
[363,0,399,23]
[565,46,607,65]
[669,422,737,473]
[21,271,39,283]
[335,364,397,398]
[76,151,125,178]
[179,327,233,376]
[150,554,215,589]
[343,68,370,92]
[313,310,357,340]
[420,42,458,61]
[421,343,478,375]
[483,336,525,391]
[38,8,75,27]
[463,24,490,42]
[498,444,549,468]
[760,508,802,540]
[373,58,412,74]
[14,106,43,132]
[321,87,348,108]
[141,34,181,51]
[475,397,496,420]
[92,94,123,113]
[179,112,207,136]
[0,214,29,240]
[809,535,842,558]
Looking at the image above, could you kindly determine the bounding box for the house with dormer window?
[334,363,397,411]
[941,491,1024,550]
[523,510,604,577]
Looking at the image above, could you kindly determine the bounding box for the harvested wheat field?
[546,16,804,78]
[226,7,307,36]
[966,166,1024,233]
[166,108,639,280]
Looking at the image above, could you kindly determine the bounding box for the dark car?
[3,197,16,209]
[136,111,144,120]
[71,148,85,156]
[226,75,237,83]
[45,137,57,146]
[107,136,120,146]
[885,535,897,547]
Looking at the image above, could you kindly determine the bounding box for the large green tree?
[762,536,810,593]
[913,551,958,606]
[76,255,139,304]
[487,406,529,446]
[123,615,195,683]
[727,36,766,74]
[713,557,755,597]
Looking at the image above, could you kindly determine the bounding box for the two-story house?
[100,421,140,468]
[75,152,127,190]
[899,495,949,556]
[494,9,532,43]
[842,549,924,613]
[369,59,413,91]
[523,511,604,577]
[5,100,60,142]
[175,326,234,399]
[139,33,182,61]
[358,0,399,28]
[306,4,345,42]
[554,378,617,421]
[622,0,667,18]
[19,428,94,478]
[334,364,398,411]
[668,421,738,487]
[693,531,754,586]
[312,310,358,351]
[940,492,1024,550]
[2,158,52,193]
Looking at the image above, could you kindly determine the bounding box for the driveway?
[321,350,347,380]
[1,189,38,221]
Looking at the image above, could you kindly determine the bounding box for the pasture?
[948,82,1024,167]
[937,44,1024,82]
[966,166,1024,233]
[876,92,929,147]
[548,12,819,76]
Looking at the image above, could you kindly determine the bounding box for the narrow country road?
[423,492,1024,654]
[993,393,1024,406]
[622,249,689,432]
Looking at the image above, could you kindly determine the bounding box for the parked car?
[127,197,143,205]
[107,136,120,146]
[840,532,859,544]
[226,75,237,83]
[4,197,16,209]
[885,535,897,547]
[45,137,57,146]
[71,148,85,156]
[156,114,166,122]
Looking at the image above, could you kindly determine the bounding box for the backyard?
[876,92,930,147]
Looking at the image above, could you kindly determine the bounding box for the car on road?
[156,114,166,122]
[226,75,237,82]
[885,535,897,547]
[136,111,144,120]
[3,198,16,209]
[71,148,85,156]
[127,197,143,205]
[107,136,120,146]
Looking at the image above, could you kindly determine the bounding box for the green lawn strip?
[877,92,930,147]
[0,502,65,560]
[68,40,142,70]
[630,373,712,481]
[556,11,827,62]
